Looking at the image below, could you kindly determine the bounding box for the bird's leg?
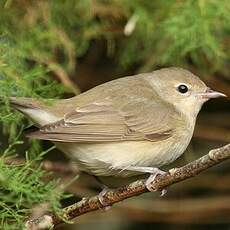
[144,168,167,196]
[145,169,167,196]
[119,166,167,196]
[94,176,111,210]
[98,186,111,210]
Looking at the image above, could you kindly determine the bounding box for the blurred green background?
[0,0,229,229]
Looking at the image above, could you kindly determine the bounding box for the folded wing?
[27,98,174,142]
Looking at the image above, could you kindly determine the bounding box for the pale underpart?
[55,129,193,178]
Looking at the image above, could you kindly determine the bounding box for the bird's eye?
[177,84,188,94]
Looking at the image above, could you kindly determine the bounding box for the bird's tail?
[7,97,42,110]
[1,97,57,126]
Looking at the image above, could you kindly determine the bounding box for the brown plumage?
[7,67,226,179]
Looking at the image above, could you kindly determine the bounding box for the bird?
[8,67,226,194]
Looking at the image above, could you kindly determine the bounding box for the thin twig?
[45,60,80,95]
[41,160,80,175]
[25,143,230,229]
[4,158,80,175]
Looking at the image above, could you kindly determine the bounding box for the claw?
[160,189,167,197]
[98,187,111,211]
[145,168,167,194]
[169,167,178,175]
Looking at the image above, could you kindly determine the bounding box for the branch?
[45,60,81,95]
[25,143,230,229]
[5,159,80,175]
[40,160,80,175]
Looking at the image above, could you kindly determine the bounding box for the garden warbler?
[9,67,226,191]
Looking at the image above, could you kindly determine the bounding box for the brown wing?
[27,99,174,142]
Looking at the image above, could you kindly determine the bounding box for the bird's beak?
[197,88,227,99]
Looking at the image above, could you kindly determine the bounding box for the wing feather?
[27,98,175,142]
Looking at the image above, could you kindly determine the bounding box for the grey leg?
[120,166,166,175]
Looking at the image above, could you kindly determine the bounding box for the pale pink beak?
[197,87,227,99]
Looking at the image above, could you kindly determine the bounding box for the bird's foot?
[115,166,168,196]
[98,186,111,211]
[169,167,178,175]
[145,168,167,195]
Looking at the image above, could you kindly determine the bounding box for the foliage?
[0,0,229,228]
[0,0,229,78]
[0,138,65,229]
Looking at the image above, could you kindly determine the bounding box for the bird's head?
[147,67,226,118]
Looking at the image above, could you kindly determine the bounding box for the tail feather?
[4,97,59,127]
[8,97,40,109]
